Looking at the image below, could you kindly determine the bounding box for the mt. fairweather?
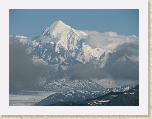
[9,20,139,94]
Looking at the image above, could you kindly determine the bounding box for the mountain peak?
[42,20,71,37]
[52,20,69,27]
[50,20,71,30]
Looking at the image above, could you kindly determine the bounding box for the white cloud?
[83,31,139,51]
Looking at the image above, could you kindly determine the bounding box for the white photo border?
[0,0,148,115]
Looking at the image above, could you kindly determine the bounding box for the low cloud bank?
[9,41,53,93]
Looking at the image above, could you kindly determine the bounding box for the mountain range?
[36,85,135,106]
[9,20,139,105]
[44,85,139,106]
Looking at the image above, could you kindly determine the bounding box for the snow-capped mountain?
[10,20,138,69]
[10,20,112,70]
[9,20,139,93]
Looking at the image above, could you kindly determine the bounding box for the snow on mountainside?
[44,78,104,92]
[36,84,135,106]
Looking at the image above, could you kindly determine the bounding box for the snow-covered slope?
[44,78,104,92]
[36,85,135,106]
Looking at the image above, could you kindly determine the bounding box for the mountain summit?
[42,20,71,38]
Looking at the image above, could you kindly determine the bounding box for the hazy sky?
[9,9,139,37]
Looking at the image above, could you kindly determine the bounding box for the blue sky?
[9,9,139,37]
